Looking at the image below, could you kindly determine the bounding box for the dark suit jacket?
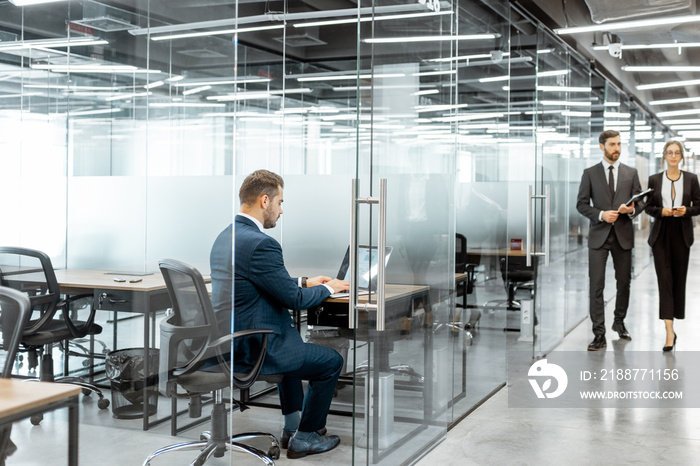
[576,162,643,250]
[645,171,700,248]
[210,216,331,375]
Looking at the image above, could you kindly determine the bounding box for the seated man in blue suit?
[210,169,349,459]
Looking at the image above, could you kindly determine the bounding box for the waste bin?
[105,348,159,419]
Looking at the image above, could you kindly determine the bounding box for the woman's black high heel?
[663,333,677,352]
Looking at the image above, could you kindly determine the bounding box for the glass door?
[348,2,456,464]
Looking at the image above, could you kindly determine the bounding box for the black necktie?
[608,165,615,198]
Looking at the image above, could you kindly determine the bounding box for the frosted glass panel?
[279,174,353,278]
[66,177,147,272]
[146,176,233,274]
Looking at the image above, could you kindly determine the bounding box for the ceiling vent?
[273,27,326,48]
[72,16,137,33]
[176,49,229,59]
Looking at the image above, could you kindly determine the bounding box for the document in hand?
[626,188,653,206]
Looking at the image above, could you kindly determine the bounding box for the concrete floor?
[6,244,700,465]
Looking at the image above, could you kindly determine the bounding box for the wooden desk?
[0,379,80,465]
[54,270,172,431]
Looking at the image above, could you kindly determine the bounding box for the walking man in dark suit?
[576,130,644,351]
[210,169,349,459]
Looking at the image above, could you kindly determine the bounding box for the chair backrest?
[0,286,32,378]
[158,259,222,394]
[0,247,61,335]
[456,233,467,273]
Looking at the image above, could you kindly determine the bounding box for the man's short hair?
[599,130,620,145]
[239,170,284,206]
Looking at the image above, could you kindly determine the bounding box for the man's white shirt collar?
[238,212,264,232]
[602,159,621,170]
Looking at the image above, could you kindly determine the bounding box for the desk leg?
[68,398,79,466]
[143,300,150,431]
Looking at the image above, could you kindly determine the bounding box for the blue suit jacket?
[210,216,331,374]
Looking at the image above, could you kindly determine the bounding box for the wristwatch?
[301,277,308,288]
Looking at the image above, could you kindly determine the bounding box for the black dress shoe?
[587,335,607,351]
[287,432,340,459]
[611,321,631,340]
[663,333,677,352]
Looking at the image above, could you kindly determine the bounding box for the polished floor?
[7,244,700,465]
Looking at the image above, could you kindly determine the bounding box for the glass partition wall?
[0,1,680,465]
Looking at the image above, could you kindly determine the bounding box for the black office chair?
[451,233,480,335]
[483,255,534,314]
[0,247,109,424]
[143,259,280,466]
[0,286,32,465]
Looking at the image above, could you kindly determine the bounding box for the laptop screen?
[336,245,393,290]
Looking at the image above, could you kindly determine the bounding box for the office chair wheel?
[268,445,281,460]
[30,413,43,426]
[82,388,92,396]
[98,398,110,410]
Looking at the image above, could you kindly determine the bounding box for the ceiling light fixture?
[622,65,700,72]
[430,52,511,63]
[297,73,405,82]
[105,92,152,101]
[9,0,68,6]
[151,24,285,42]
[478,75,509,83]
[0,37,108,51]
[650,96,700,106]
[541,100,592,107]
[69,108,124,116]
[657,108,700,118]
[144,81,164,89]
[182,85,212,96]
[537,69,570,77]
[365,33,500,44]
[0,92,42,99]
[413,89,440,96]
[592,42,700,51]
[149,102,225,108]
[175,77,271,87]
[31,64,160,74]
[412,70,456,77]
[637,78,700,90]
[415,103,469,113]
[555,14,700,35]
[537,85,592,92]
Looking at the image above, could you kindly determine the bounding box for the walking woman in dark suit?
[645,140,700,351]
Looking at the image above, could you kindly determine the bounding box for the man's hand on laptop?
[307,275,333,287]
[326,279,350,294]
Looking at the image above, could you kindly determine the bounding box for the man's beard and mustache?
[263,204,279,229]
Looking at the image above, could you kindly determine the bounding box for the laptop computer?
[329,245,393,298]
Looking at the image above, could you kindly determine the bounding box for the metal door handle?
[527,184,551,267]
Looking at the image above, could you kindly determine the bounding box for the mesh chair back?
[159,259,221,374]
[0,247,61,335]
[456,233,467,273]
[0,286,31,378]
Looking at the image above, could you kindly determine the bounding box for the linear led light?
[23,84,130,91]
[0,92,41,99]
[637,78,700,90]
[332,86,371,91]
[537,85,592,92]
[0,37,108,51]
[413,89,439,96]
[479,75,509,83]
[537,49,553,54]
[149,102,225,108]
[537,69,570,77]
[10,0,68,5]
[412,70,456,77]
[207,88,312,101]
[555,14,700,35]
[415,103,469,113]
[662,118,700,125]
[657,108,700,118]
[650,96,700,106]
[430,52,511,63]
[105,92,152,102]
[69,108,124,116]
[31,64,160,74]
[298,73,405,82]
[604,112,632,118]
[433,112,505,122]
[175,77,271,87]
[593,42,700,51]
[166,76,184,82]
[365,33,500,44]
[604,102,621,107]
[623,65,700,72]
[182,85,212,96]
[151,24,284,42]
[295,10,452,28]
[144,81,164,89]
[541,100,591,107]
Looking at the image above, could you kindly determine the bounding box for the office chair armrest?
[24,294,61,334]
[208,329,274,350]
[58,293,97,338]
